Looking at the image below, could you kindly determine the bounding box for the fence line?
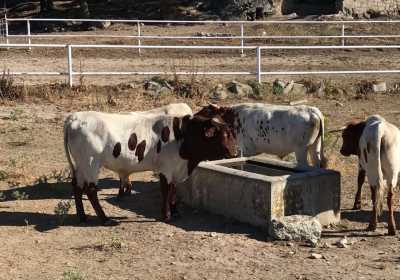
[1,43,400,87]
[3,16,400,54]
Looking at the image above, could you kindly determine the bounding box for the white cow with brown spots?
[340,115,400,235]
[196,103,327,168]
[64,105,237,224]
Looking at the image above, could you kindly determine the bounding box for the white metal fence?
[1,43,400,87]
[3,17,400,54]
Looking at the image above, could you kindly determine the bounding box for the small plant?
[0,170,9,181]
[272,79,284,95]
[99,235,124,252]
[62,270,85,280]
[9,108,23,121]
[54,200,72,224]
[0,191,5,201]
[0,69,24,101]
[11,190,29,200]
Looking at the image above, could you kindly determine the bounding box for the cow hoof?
[352,204,361,211]
[366,224,377,232]
[388,228,396,236]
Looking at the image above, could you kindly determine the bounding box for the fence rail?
[3,16,400,54]
[1,43,400,87]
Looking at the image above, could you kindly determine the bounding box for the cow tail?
[371,127,385,216]
[64,115,76,184]
[318,114,328,168]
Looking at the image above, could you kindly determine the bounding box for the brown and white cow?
[196,103,327,168]
[118,103,193,197]
[64,108,237,224]
[340,115,400,235]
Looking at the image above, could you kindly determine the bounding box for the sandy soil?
[0,93,400,280]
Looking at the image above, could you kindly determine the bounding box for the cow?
[64,108,237,224]
[340,115,400,235]
[196,103,327,168]
[117,103,193,197]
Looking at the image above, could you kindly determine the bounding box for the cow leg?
[353,168,366,210]
[159,173,171,222]
[73,184,87,223]
[387,186,396,236]
[366,186,378,231]
[117,178,125,199]
[85,182,109,224]
[169,183,178,218]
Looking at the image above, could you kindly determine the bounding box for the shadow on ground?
[107,179,266,241]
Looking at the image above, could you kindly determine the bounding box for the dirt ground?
[0,92,400,280]
[1,22,400,280]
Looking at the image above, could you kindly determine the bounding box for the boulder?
[268,215,322,246]
[210,84,228,100]
[226,80,253,97]
[291,83,307,95]
[372,82,387,93]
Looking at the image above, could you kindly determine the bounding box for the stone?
[226,80,253,97]
[268,215,322,245]
[316,81,326,97]
[372,82,387,93]
[309,253,323,259]
[210,84,228,100]
[282,80,294,95]
[144,80,162,92]
[335,236,348,248]
[291,83,307,95]
[158,87,173,96]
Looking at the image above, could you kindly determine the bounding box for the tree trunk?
[80,0,91,18]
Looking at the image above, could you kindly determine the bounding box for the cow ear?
[204,127,217,138]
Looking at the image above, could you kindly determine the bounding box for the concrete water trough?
[178,156,341,229]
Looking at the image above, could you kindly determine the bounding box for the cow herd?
[63,102,399,235]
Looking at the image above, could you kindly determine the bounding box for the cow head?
[340,121,366,156]
[177,113,237,174]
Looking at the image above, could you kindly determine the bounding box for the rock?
[99,20,111,29]
[210,84,228,100]
[282,80,294,95]
[226,80,253,97]
[209,232,218,237]
[372,82,387,93]
[309,253,323,259]
[316,81,326,97]
[144,80,162,92]
[268,215,322,246]
[158,87,173,96]
[335,236,348,248]
[291,83,307,95]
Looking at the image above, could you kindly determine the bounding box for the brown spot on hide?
[161,126,170,143]
[113,142,121,158]
[128,133,137,151]
[135,140,146,162]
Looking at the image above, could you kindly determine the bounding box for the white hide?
[230,103,325,167]
[63,103,193,188]
[358,115,400,208]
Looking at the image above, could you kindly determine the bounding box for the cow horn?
[327,126,347,133]
[207,102,220,109]
[211,116,226,127]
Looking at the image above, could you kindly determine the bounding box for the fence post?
[27,20,31,51]
[137,21,141,55]
[341,24,345,46]
[256,46,262,84]
[5,13,9,47]
[240,23,244,56]
[67,45,73,87]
